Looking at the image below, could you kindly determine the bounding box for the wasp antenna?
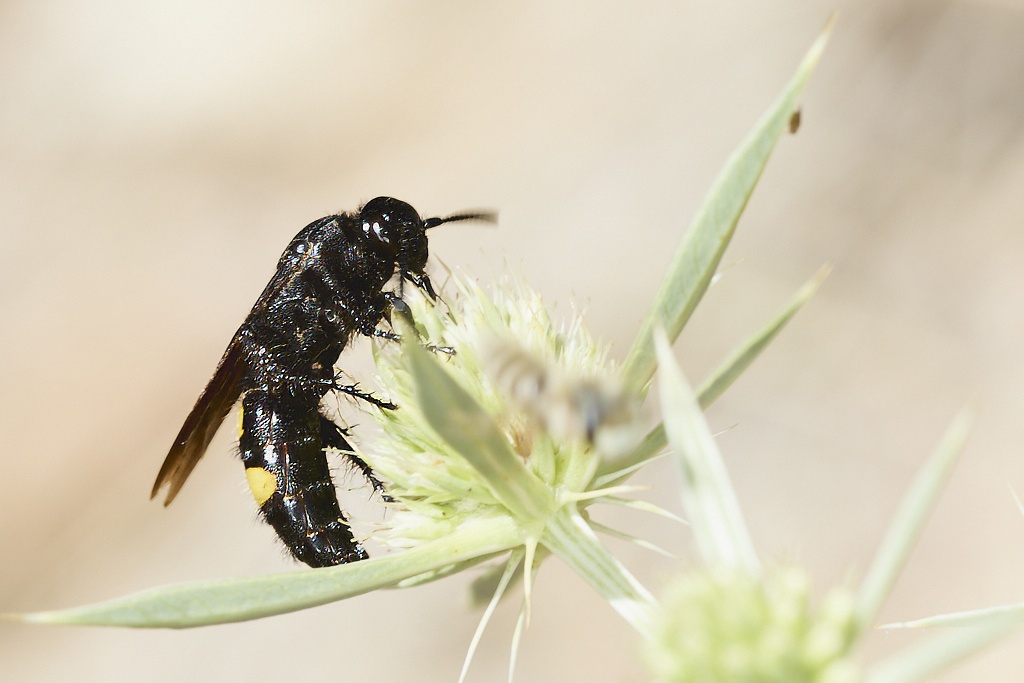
[423,210,497,230]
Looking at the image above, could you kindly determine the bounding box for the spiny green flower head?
[645,566,860,683]
[366,273,640,548]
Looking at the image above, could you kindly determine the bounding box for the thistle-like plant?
[12,18,1022,683]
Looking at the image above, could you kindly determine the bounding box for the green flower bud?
[645,567,860,683]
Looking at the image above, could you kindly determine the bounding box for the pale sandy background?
[3,1,1024,681]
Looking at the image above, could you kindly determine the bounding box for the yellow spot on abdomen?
[245,467,277,506]
[237,405,245,439]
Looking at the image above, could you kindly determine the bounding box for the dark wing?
[151,339,246,505]
[152,220,324,505]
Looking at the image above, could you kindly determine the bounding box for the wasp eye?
[362,218,391,243]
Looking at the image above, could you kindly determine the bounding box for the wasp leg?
[427,343,456,357]
[387,291,413,316]
[377,294,456,356]
[371,328,455,356]
[319,415,392,501]
[331,380,397,410]
[370,327,402,343]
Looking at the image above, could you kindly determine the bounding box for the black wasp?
[152,197,493,567]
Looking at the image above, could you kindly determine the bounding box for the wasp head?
[359,196,495,299]
[358,196,431,297]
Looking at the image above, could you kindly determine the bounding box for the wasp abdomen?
[238,390,367,567]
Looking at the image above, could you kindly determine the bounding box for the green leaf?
[541,506,656,635]
[620,18,833,394]
[593,425,669,486]
[394,554,500,589]
[885,602,1024,629]
[695,264,830,407]
[856,409,974,629]
[873,599,1024,681]
[596,264,830,484]
[867,619,1022,683]
[468,556,527,608]
[460,550,524,683]
[401,329,554,522]
[14,516,522,628]
[654,329,760,575]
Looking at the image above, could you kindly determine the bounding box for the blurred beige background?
[3,1,1024,681]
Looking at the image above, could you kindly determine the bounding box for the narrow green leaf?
[588,520,677,558]
[885,602,1024,629]
[509,587,532,683]
[460,550,524,683]
[469,561,522,609]
[856,409,974,629]
[597,264,829,483]
[542,506,656,635]
[14,516,522,628]
[593,425,668,486]
[867,619,1022,683]
[695,264,830,407]
[621,19,833,394]
[402,332,554,521]
[595,496,687,525]
[655,329,760,575]
[394,554,499,589]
